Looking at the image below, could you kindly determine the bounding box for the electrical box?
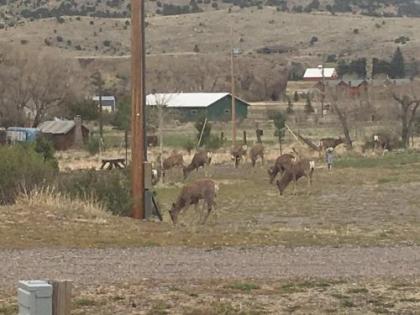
[144,162,153,189]
[18,280,52,315]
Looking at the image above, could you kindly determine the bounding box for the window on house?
[191,110,197,115]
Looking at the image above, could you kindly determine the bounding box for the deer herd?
[157,142,319,225]
[157,134,387,225]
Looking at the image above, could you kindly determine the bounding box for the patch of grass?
[225,282,260,292]
[347,287,369,294]
[335,152,420,169]
[341,299,355,308]
[146,300,171,315]
[399,298,420,302]
[278,279,339,294]
[74,297,100,307]
[0,304,17,315]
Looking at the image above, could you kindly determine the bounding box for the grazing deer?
[373,134,391,153]
[183,150,212,179]
[169,178,219,225]
[267,153,295,184]
[276,158,315,195]
[161,152,184,182]
[249,143,264,167]
[231,144,248,168]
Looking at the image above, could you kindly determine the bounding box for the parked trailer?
[6,127,39,144]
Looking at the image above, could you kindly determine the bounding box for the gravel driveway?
[2,246,419,290]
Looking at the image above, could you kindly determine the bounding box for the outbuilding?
[304,67,338,81]
[38,116,89,150]
[146,93,249,122]
[93,96,116,112]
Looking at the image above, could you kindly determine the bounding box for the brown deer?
[231,144,247,168]
[267,153,295,184]
[373,134,391,152]
[276,159,315,195]
[161,152,184,182]
[169,178,219,225]
[183,150,212,179]
[249,143,264,167]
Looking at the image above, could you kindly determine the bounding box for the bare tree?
[0,46,83,127]
[392,92,420,148]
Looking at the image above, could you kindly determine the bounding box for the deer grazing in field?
[231,144,248,168]
[276,158,315,195]
[373,134,391,153]
[267,153,295,184]
[249,143,264,167]
[160,152,184,182]
[183,150,212,179]
[169,178,219,225]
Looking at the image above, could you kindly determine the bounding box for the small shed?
[146,93,249,122]
[93,96,116,112]
[38,117,89,150]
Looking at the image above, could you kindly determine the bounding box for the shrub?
[57,169,132,216]
[86,136,102,155]
[34,135,58,167]
[183,139,195,154]
[206,135,223,150]
[0,145,57,204]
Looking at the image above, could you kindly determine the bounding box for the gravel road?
[2,246,419,290]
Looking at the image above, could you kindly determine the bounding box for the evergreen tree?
[390,47,405,78]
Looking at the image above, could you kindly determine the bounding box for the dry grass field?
[1,151,420,249]
[2,9,420,61]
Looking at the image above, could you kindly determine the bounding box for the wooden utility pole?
[319,64,325,117]
[131,0,145,219]
[91,71,104,139]
[230,25,237,146]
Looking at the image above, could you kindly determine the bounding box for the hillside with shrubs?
[3,0,420,26]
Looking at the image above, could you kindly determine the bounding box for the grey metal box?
[18,280,52,315]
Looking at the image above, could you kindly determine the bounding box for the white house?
[303,67,337,81]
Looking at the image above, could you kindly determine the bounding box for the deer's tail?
[214,183,220,195]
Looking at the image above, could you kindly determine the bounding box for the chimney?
[73,115,83,148]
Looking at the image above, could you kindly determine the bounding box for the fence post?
[243,130,247,144]
[50,280,72,315]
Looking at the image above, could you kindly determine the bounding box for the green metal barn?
[146,93,249,122]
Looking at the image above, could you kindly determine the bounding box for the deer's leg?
[270,169,278,184]
[202,202,213,225]
[293,173,297,195]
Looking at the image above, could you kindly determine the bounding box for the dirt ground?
[0,247,419,314]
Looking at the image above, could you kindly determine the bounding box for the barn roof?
[38,120,76,134]
[146,93,241,108]
[304,67,337,79]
